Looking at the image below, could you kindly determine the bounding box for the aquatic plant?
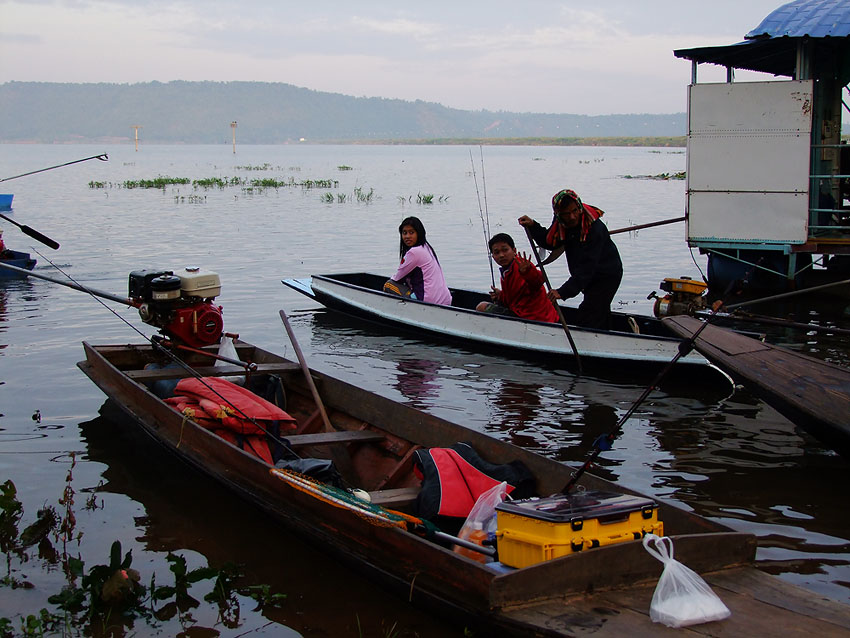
[338,165,354,171]
[0,471,289,636]
[354,187,374,203]
[622,171,686,180]
[122,177,190,189]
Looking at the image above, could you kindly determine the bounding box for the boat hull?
[284,273,727,383]
[0,250,36,277]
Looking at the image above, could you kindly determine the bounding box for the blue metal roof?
[674,0,850,76]
[746,0,850,39]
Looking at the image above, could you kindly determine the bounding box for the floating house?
[674,0,850,292]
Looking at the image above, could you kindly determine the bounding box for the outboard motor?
[648,277,708,318]
[128,267,224,347]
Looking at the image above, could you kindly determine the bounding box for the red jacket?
[499,261,558,323]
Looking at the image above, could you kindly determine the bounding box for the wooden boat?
[283,273,729,384]
[0,249,36,277]
[77,336,850,636]
[664,315,850,457]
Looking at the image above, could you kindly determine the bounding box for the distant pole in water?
[132,125,142,152]
[231,121,237,154]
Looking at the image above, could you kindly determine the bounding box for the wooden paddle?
[524,227,583,375]
[279,309,357,480]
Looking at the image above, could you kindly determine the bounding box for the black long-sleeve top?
[527,218,623,299]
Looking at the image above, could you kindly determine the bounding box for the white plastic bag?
[215,336,245,385]
[453,482,508,563]
[642,534,731,628]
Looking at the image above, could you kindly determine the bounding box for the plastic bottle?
[454,521,491,563]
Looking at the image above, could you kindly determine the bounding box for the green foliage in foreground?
[0,469,287,637]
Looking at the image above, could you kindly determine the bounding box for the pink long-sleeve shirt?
[393,244,452,305]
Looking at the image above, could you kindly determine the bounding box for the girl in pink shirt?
[391,216,452,305]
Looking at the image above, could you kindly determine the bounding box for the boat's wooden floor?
[501,567,850,636]
[663,316,850,451]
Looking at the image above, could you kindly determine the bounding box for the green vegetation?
[122,176,190,189]
[396,193,449,205]
[0,461,287,637]
[234,163,273,170]
[622,171,686,180]
[338,165,354,171]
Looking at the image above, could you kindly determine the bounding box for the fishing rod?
[469,149,495,287]
[0,212,60,249]
[479,146,491,241]
[0,153,108,183]
[561,260,763,494]
[1,253,288,458]
[524,227,583,375]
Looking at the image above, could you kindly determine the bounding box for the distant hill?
[0,81,686,144]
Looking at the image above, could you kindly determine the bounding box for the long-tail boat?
[77,333,850,636]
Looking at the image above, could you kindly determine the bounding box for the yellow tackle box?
[495,490,663,568]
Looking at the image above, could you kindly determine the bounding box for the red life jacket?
[414,443,535,520]
[174,377,297,434]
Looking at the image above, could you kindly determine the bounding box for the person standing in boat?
[387,216,452,305]
[476,232,558,323]
[518,189,622,329]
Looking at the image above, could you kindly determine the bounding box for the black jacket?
[528,218,623,299]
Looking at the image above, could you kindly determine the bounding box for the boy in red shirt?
[476,233,558,323]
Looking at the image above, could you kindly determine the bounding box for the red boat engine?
[129,267,223,347]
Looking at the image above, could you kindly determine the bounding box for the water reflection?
[394,358,442,409]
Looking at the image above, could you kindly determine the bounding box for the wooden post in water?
[131,125,142,152]
[231,121,237,154]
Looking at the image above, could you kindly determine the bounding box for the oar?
[539,216,687,266]
[279,309,333,431]
[524,228,583,375]
[0,213,60,250]
[0,153,108,183]
[279,309,359,480]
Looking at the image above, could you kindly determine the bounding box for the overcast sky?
[0,0,787,115]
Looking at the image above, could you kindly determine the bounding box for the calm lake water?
[0,143,848,636]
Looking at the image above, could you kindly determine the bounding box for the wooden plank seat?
[368,487,420,508]
[284,430,386,447]
[126,361,301,381]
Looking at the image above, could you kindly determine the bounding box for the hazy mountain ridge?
[0,81,686,143]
